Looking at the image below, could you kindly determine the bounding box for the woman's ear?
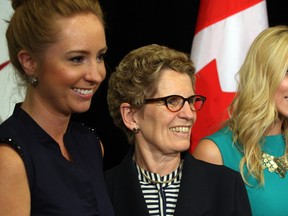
[120,102,138,130]
[17,50,37,76]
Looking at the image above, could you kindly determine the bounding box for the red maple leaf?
[190,59,235,152]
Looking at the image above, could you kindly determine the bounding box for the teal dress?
[206,126,288,216]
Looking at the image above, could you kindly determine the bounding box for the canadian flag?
[190,0,268,151]
[0,2,24,123]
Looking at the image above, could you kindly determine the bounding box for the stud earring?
[29,76,39,87]
[132,127,140,134]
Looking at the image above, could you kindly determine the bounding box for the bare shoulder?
[0,144,30,215]
[192,139,223,165]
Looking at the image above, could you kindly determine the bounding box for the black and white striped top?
[134,161,183,216]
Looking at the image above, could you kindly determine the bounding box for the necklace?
[140,161,183,184]
[260,152,288,178]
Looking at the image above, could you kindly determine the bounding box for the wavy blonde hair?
[228,25,288,186]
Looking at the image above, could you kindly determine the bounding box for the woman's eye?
[96,53,106,62]
[70,56,84,63]
[167,98,180,106]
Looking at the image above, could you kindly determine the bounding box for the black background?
[72,0,288,170]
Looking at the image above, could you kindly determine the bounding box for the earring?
[29,76,39,87]
[132,127,140,134]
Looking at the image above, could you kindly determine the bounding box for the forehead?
[56,13,104,41]
[156,69,194,96]
[41,13,106,56]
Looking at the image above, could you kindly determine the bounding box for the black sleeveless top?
[0,104,114,216]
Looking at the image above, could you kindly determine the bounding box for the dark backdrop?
[72,0,288,170]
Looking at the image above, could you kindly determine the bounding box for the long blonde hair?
[228,25,288,186]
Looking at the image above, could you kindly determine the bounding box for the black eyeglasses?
[144,94,206,112]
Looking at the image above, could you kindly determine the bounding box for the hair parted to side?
[6,0,104,85]
[107,44,196,144]
[228,25,288,186]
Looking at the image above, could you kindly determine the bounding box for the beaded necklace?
[260,152,288,178]
[260,133,288,178]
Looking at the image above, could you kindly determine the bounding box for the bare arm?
[0,144,30,216]
[192,139,224,165]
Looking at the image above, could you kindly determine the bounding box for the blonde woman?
[193,25,288,216]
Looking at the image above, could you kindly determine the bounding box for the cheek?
[157,110,176,123]
[276,78,288,95]
[274,90,285,104]
[39,62,62,79]
[143,109,173,129]
[100,64,106,80]
[52,66,81,84]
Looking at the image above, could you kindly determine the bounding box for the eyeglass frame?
[144,94,206,112]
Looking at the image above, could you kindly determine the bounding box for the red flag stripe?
[195,0,264,34]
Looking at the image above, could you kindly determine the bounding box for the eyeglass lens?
[166,95,204,112]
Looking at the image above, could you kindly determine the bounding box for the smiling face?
[134,69,196,156]
[29,13,107,116]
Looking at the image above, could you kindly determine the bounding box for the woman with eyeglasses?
[105,44,252,216]
[193,26,288,216]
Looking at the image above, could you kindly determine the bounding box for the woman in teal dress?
[193,25,288,216]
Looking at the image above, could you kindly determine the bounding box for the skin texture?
[121,69,196,176]
[192,138,223,165]
[0,13,107,216]
[0,145,30,215]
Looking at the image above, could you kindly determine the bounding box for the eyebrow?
[66,46,108,55]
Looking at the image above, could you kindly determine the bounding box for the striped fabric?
[134,161,183,216]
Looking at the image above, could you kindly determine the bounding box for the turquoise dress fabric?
[206,126,288,216]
